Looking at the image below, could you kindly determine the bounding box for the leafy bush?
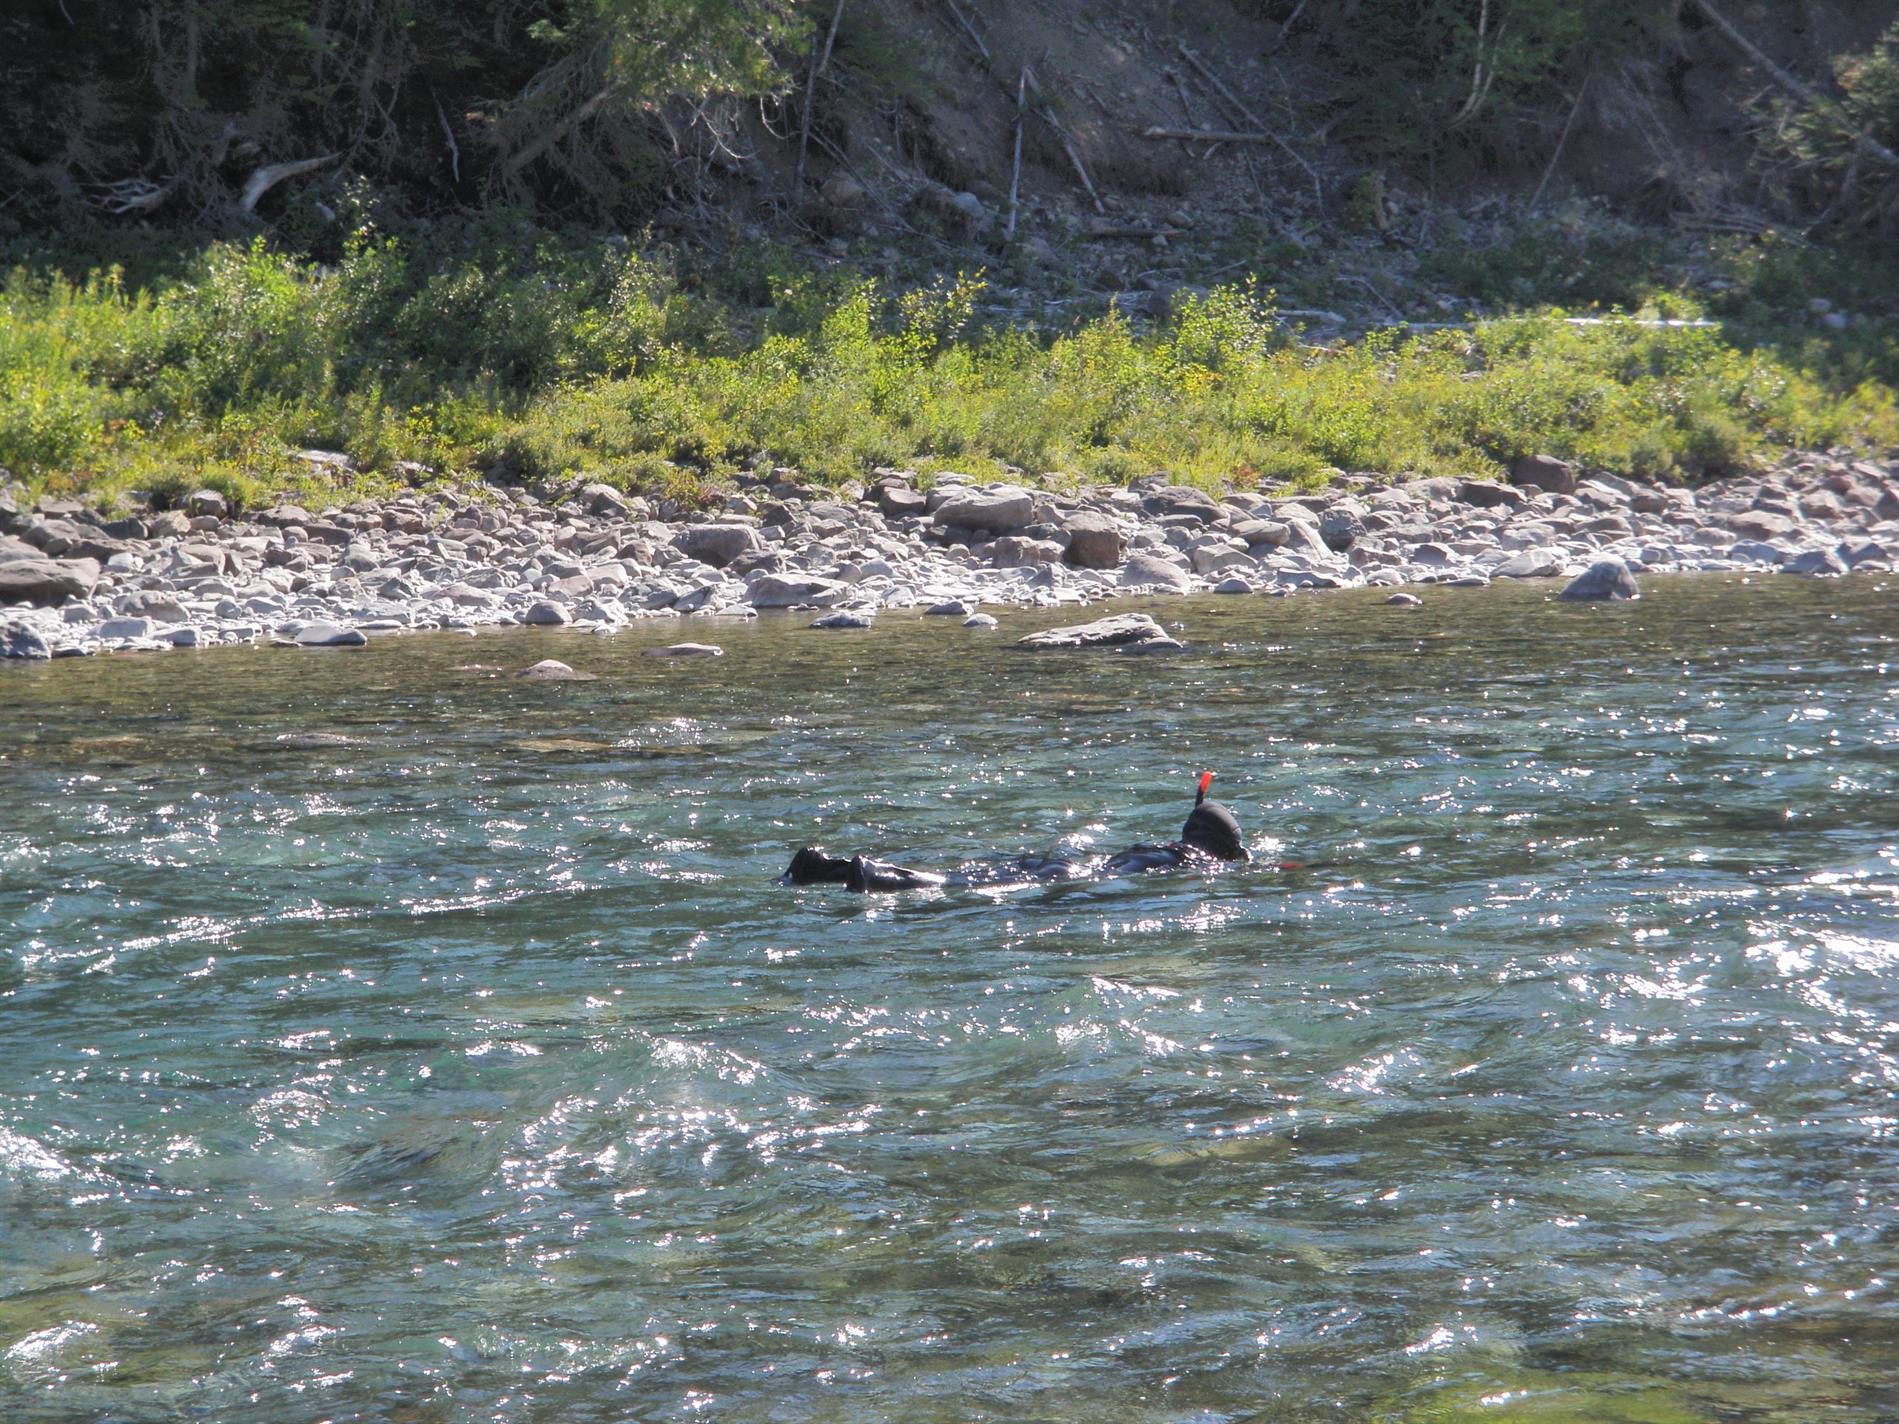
[1,236,1893,509]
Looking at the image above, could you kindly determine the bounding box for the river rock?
[0,555,100,606]
[1016,612,1172,650]
[290,620,369,646]
[522,600,570,626]
[1509,454,1577,495]
[184,489,228,519]
[1139,484,1222,522]
[933,485,1035,534]
[747,574,847,608]
[1784,547,1850,577]
[925,599,971,616]
[1,622,52,658]
[1557,558,1639,601]
[1061,511,1125,569]
[99,616,156,640]
[1456,480,1526,511]
[1386,592,1423,606]
[518,658,596,680]
[1492,547,1564,579]
[1730,510,1799,542]
[1118,550,1194,593]
[810,609,875,629]
[676,522,763,567]
[963,613,998,629]
[1318,502,1366,551]
[1212,576,1252,594]
[875,482,929,517]
[644,642,724,657]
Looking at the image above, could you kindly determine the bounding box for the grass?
[2,224,1894,515]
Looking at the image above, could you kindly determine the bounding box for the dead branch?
[941,0,990,63]
[1687,0,1899,168]
[1005,65,1027,240]
[436,97,461,184]
[1174,43,1321,201]
[795,0,848,195]
[239,153,338,212]
[1529,73,1589,212]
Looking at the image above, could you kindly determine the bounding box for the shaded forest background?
[2,1,1896,507]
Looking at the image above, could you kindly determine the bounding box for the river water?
[2,576,1897,1423]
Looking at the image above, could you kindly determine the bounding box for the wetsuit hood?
[1181,800,1248,861]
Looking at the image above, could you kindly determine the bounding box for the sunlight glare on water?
[2,575,1898,1423]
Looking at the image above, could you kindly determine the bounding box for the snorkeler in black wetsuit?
[781,771,1249,892]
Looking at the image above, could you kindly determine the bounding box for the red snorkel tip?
[1196,769,1214,805]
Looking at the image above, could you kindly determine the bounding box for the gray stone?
[925,599,972,616]
[1456,480,1526,511]
[1492,547,1564,579]
[1061,511,1126,569]
[1016,612,1172,650]
[876,483,929,517]
[933,485,1035,535]
[0,555,100,606]
[1318,502,1366,551]
[518,659,596,681]
[643,642,724,657]
[1557,558,1639,601]
[1730,510,1799,542]
[1118,550,1194,594]
[98,617,156,640]
[1508,454,1577,495]
[292,621,369,646]
[1139,484,1222,522]
[522,600,570,626]
[991,535,1065,568]
[1,622,52,659]
[1212,576,1252,594]
[1119,634,1184,655]
[676,522,763,568]
[184,489,228,519]
[1232,518,1290,548]
[1386,593,1423,606]
[1783,547,1850,577]
[810,609,875,629]
[963,613,999,629]
[747,574,847,608]
[579,482,629,517]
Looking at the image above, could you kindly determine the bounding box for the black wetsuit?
[781,796,1249,892]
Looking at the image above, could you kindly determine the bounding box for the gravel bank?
[3,452,1895,660]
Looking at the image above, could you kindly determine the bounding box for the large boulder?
[1557,558,1639,601]
[933,484,1036,535]
[1061,510,1126,569]
[1509,453,1577,495]
[675,522,763,568]
[1015,612,1173,650]
[990,535,1066,568]
[1492,547,1564,579]
[1117,550,1194,593]
[21,517,129,563]
[1232,518,1290,548]
[1139,484,1223,522]
[0,555,100,606]
[1456,479,1526,511]
[1730,510,1799,542]
[747,574,847,608]
[1318,501,1367,551]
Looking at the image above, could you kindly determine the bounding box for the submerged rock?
[291,621,369,646]
[1386,592,1422,606]
[1016,612,1172,651]
[963,612,998,629]
[1557,558,1639,602]
[518,658,596,681]
[643,642,724,657]
[810,609,875,629]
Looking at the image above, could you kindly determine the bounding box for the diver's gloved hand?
[846,856,946,892]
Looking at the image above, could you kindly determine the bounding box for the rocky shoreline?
[2,451,1895,661]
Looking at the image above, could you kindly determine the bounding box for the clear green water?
[3,577,1897,1424]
